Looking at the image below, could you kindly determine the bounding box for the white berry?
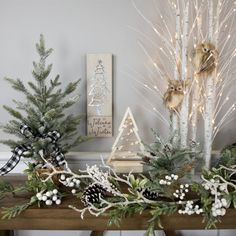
[36,193,42,199]
[174,175,178,180]
[52,195,58,201]
[221,198,227,207]
[46,191,52,197]
[42,196,47,201]
[56,199,61,205]
[45,200,52,206]
[60,175,66,180]
[52,189,58,195]
[221,208,226,216]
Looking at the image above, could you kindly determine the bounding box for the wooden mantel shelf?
[0,176,236,236]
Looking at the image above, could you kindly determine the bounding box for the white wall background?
[0,0,236,235]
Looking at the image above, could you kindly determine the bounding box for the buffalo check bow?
[0,124,66,176]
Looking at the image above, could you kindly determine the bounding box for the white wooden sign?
[87,53,113,137]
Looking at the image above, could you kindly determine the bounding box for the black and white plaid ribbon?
[0,124,66,176]
[0,145,29,176]
[52,151,66,166]
[20,124,33,138]
[47,131,61,143]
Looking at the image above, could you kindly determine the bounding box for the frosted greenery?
[0,34,86,161]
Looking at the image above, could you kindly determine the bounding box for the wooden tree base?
[109,160,143,173]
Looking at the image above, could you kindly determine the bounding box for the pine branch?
[12,100,42,125]
[36,34,53,58]
[46,90,64,109]
[62,79,81,97]
[0,140,22,149]
[5,78,28,95]
[0,181,14,200]
[0,123,22,136]
[46,75,61,96]
[3,105,23,120]
[1,196,37,219]
[43,108,64,122]
[61,100,77,109]
[50,75,61,87]
[32,63,52,81]
[26,94,41,108]
[28,81,41,94]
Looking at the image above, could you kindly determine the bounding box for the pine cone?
[137,187,159,200]
[82,184,106,205]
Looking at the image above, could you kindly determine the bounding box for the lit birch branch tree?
[203,0,236,168]
[130,0,236,170]
[180,0,190,148]
[203,0,215,169]
[171,0,181,143]
[190,0,204,145]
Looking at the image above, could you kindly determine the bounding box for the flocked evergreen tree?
[0,34,86,162]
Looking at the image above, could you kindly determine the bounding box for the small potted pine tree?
[0,34,86,176]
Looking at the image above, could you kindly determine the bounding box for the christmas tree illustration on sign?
[107,107,145,173]
[87,54,113,137]
[88,59,109,114]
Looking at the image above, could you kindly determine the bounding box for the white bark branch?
[171,0,181,144]
[203,0,215,169]
[180,0,190,148]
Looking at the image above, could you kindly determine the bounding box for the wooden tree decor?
[107,107,145,173]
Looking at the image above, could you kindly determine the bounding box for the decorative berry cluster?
[82,184,106,205]
[60,174,81,188]
[178,201,203,215]
[203,178,228,217]
[203,178,227,195]
[159,174,178,185]
[211,198,227,217]
[173,184,189,200]
[36,189,61,206]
